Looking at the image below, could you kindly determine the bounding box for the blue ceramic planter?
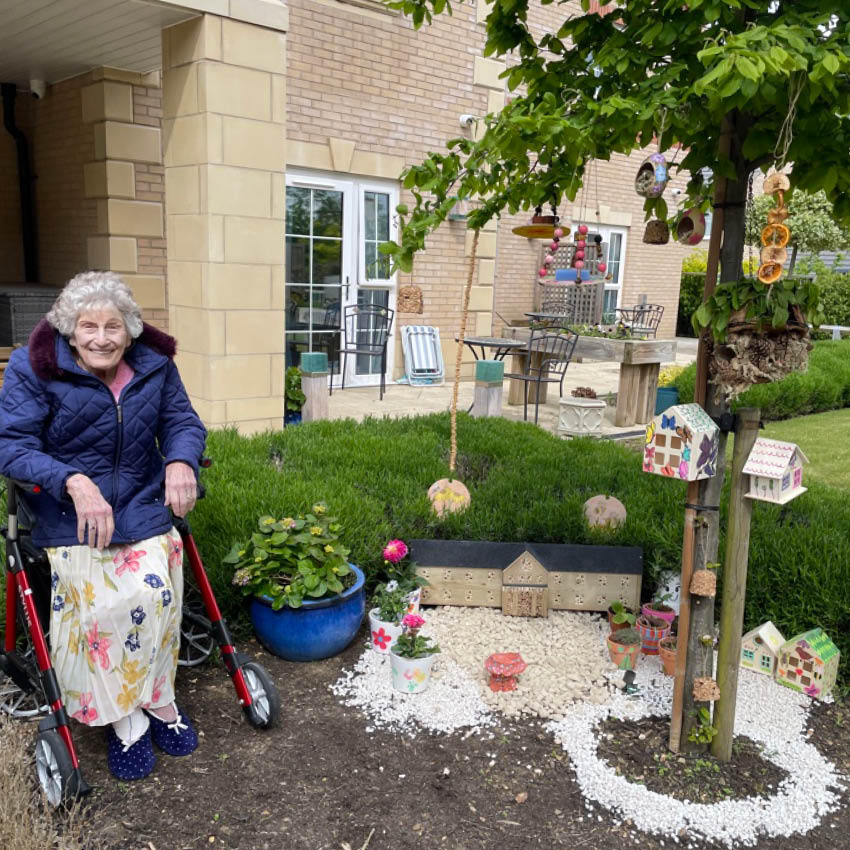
[654,386,679,416]
[284,411,302,427]
[249,564,366,662]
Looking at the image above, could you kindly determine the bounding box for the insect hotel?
[743,438,808,504]
[740,621,785,677]
[776,629,841,701]
[411,540,642,617]
[643,403,720,480]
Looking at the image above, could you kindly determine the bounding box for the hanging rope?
[449,228,479,476]
[773,73,804,169]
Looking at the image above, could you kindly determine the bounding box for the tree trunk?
[788,244,798,276]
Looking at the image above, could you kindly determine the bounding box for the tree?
[383,0,850,291]
[745,190,850,273]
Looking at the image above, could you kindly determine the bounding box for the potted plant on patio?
[635,613,672,656]
[284,365,306,427]
[606,626,641,670]
[379,538,426,614]
[659,635,677,676]
[227,504,365,661]
[654,365,684,415]
[606,600,636,632]
[558,386,607,438]
[368,580,407,654]
[389,614,440,693]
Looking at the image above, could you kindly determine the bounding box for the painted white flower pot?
[389,649,438,694]
[368,608,403,654]
[404,587,422,615]
[558,396,607,438]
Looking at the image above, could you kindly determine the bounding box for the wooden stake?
[668,116,734,753]
[711,406,760,762]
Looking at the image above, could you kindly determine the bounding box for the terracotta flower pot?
[641,603,676,627]
[607,607,634,633]
[607,630,641,671]
[635,615,671,655]
[659,637,677,676]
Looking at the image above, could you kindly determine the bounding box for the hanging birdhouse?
[675,208,706,245]
[643,218,670,245]
[634,153,668,198]
[643,403,720,480]
[742,438,808,504]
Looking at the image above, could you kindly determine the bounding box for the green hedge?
[184,416,850,688]
[672,339,850,420]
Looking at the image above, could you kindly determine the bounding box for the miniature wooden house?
[743,438,808,504]
[643,403,719,481]
[411,540,642,616]
[501,553,549,618]
[776,629,840,701]
[740,621,785,677]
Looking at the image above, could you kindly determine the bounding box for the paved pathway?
[325,338,698,439]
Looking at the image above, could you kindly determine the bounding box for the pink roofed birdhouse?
[743,438,808,504]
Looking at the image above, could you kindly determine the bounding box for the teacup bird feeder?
[484,652,527,692]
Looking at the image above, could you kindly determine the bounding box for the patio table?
[455,336,527,361]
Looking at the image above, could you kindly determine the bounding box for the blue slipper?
[145,706,199,757]
[106,726,156,780]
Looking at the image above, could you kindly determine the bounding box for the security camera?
[459,114,477,129]
[30,79,46,100]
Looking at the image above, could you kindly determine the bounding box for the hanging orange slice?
[763,173,791,195]
[757,262,784,284]
[760,245,787,265]
[767,206,790,224]
[761,223,790,247]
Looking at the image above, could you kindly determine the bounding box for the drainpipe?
[1,83,38,282]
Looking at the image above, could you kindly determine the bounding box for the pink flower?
[144,675,167,707]
[85,623,111,670]
[382,539,408,564]
[71,692,98,724]
[113,547,147,577]
[804,684,820,698]
[678,461,689,479]
[402,613,425,630]
[167,536,183,570]
[372,627,391,650]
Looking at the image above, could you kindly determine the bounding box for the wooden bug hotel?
[410,540,642,617]
[743,438,808,504]
[643,403,720,481]
[776,629,840,701]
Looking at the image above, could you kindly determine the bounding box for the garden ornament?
[484,652,527,692]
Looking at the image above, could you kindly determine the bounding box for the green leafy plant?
[657,365,686,388]
[371,580,408,623]
[687,707,719,745]
[227,504,352,609]
[392,614,440,659]
[692,276,825,342]
[607,600,636,627]
[608,626,641,646]
[646,592,674,612]
[285,366,306,413]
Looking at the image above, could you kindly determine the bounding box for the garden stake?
[427,229,478,515]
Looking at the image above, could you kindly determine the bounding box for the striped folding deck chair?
[401,325,445,386]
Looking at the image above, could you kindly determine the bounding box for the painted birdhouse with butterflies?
[643,403,720,481]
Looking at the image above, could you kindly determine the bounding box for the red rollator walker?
[0,462,280,805]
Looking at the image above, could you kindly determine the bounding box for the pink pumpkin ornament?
[597,262,607,273]
[577,239,586,249]
[578,224,588,235]
[539,268,548,277]
[544,254,554,265]
[574,250,585,260]
[553,227,564,238]
[574,260,584,269]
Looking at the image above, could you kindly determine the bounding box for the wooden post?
[299,352,329,423]
[471,360,505,418]
[711,407,760,762]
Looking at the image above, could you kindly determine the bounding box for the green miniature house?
[776,628,840,701]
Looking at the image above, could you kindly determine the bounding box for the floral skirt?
[47,528,184,727]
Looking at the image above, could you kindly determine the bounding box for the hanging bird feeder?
[675,207,706,245]
[635,153,669,199]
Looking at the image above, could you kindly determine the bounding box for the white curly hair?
[46,271,144,339]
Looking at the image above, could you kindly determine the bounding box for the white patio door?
[284,171,397,387]
[574,223,628,321]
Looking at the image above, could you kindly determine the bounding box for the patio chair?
[615,303,664,338]
[505,326,579,424]
[329,303,395,400]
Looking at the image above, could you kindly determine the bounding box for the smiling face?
[71,306,130,380]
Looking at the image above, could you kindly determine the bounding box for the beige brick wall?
[0,96,25,283]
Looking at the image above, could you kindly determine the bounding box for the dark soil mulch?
[596,715,788,803]
[38,630,850,850]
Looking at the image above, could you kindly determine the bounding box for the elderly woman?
[0,271,206,781]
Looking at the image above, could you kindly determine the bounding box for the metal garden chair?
[329,303,395,400]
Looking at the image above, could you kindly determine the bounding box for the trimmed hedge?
[184,415,850,687]
[672,339,850,420]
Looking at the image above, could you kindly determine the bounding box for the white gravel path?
[330,606,847,846]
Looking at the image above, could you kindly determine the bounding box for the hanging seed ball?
[574,260,584,269]
[597,262,607,273]
[578,224,588,235]
[539,268,548,277]
[554,227,564,238]
[576,239,586,249]
[550,241,560,252]
[575,250,585,260]
[545,254,555,265]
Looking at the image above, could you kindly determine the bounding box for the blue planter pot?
[249,564,366,662]
[655,386,679,416]
[284,411,302,427]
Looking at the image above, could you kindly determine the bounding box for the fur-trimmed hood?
[27,318,177,382]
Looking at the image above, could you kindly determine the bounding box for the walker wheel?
[35,730,75,807]
[178,583,215,667]
[240,662,280,730]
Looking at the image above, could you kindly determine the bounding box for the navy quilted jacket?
[0,321,206,547]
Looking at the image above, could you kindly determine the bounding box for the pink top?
[107,359,134,401]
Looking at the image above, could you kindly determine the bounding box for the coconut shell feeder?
[675,207,706,245]
[485,652,527,691]
[635,153,669,199]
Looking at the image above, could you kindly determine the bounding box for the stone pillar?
[471,359,504,418]
[299,352,329,423]
[81,69,167,318]
[162,13,286,433]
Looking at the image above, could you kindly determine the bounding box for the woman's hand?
[164,461,197,518]
[66,474,114,550]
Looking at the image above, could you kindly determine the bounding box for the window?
[760,655,772,671]
[361,189,392,284]
[743,649,755,662]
